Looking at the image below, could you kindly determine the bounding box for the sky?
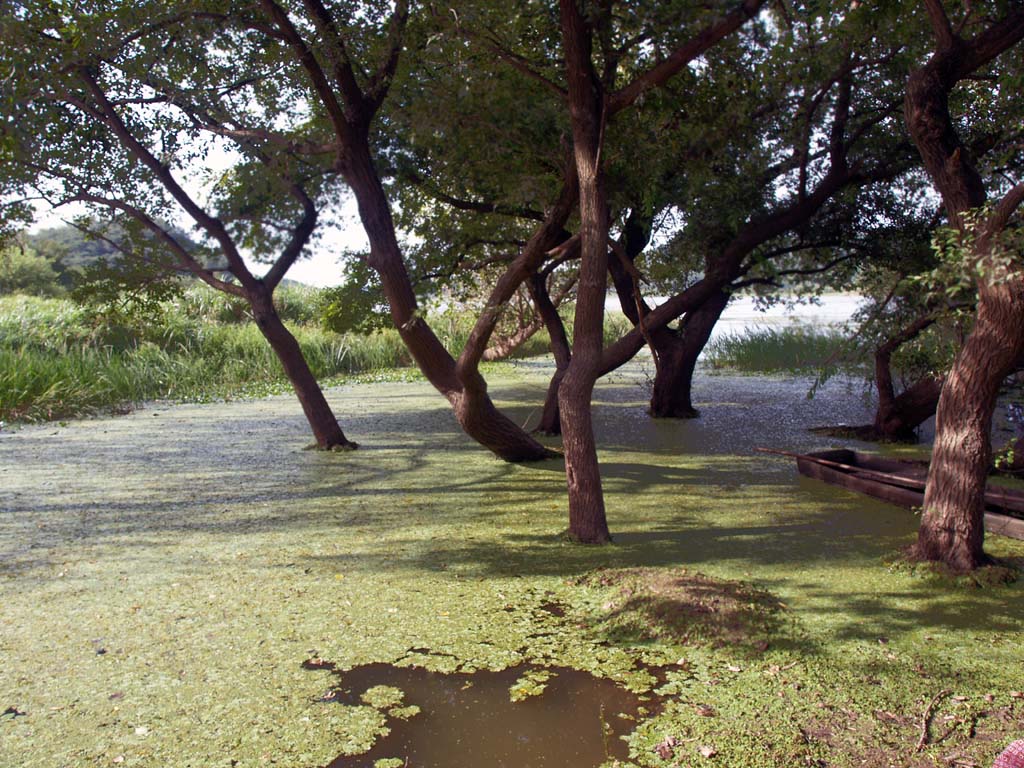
[28,145,372,289]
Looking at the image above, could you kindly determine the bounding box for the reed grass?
[703,325,852,374]
[0,287,644,424]
[0,290,413,423]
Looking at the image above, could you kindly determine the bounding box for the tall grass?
[703,325,851,374]
[0,290,413,423]
[0,287,646,424]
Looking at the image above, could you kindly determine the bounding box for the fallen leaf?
[653,735,678,759]
[699,745,718,758]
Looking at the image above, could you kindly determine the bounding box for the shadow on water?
[314,661,649,768]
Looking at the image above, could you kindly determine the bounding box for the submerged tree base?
[304,440,360,452]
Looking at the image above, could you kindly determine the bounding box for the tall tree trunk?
[341,143,552,462]
[250,289,356,450]
[558,0,610,543]
[649,291,730,418]
[917,287,1024,569]
[530,273,571,435]
[904,6,1024,570]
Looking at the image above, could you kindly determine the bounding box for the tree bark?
[872,374,944,441]
[482,320,544,361]
[649,291,731,418]
[250,288,357,450]
[904,5,1024,571]
[341,142,553,462]
[916,286,1024,570]
[266,0,552,462]
[869,313,943,441]
[558,0,611,543]
[529,272,571,435]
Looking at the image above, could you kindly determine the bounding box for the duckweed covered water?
[1,361,1022,767]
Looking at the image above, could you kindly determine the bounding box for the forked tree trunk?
[342,143,552,462]
[649,291,730,418]
[251,290,357,450]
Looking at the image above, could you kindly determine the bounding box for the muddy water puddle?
[315,661,648,767]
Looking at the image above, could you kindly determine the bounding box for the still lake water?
[710,293,863,340]
[606,292,864,341]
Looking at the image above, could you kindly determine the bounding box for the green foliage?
[318,261,391,335]
[914,206,1024,303]
[0,245,64,296]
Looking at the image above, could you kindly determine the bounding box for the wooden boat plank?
[786,448,1024,541]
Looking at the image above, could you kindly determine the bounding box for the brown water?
[320,662,648,768]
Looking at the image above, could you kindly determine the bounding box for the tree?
[904,0,1024,571]
[0,243,64,296]
[0,3,356,449]
[597,5,925,424]
[555,0,768,540]
[227,0,572,463]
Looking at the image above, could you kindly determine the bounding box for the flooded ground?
[1,362,1022,768]
[314,662,647,768]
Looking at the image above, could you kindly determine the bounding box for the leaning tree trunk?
[530,272,572,435]
[871,314,944,441]
[917,283,1024,570]
[342,143,551,462]
[250,289,357,450]
[649,290,730,418]
[873,374,944,441]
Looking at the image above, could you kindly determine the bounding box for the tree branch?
[986,180,1024,236]
[923,0,956,51]
[608,0,765,114]
[300,0,369,116]
[365,0,410,111]
[404,171,546,222]
[71,192,245,296]
[258,0,356,146]
[72,69,256,291]
[481,36,567,101]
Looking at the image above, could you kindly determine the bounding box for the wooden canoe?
[774,448,1024,541]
